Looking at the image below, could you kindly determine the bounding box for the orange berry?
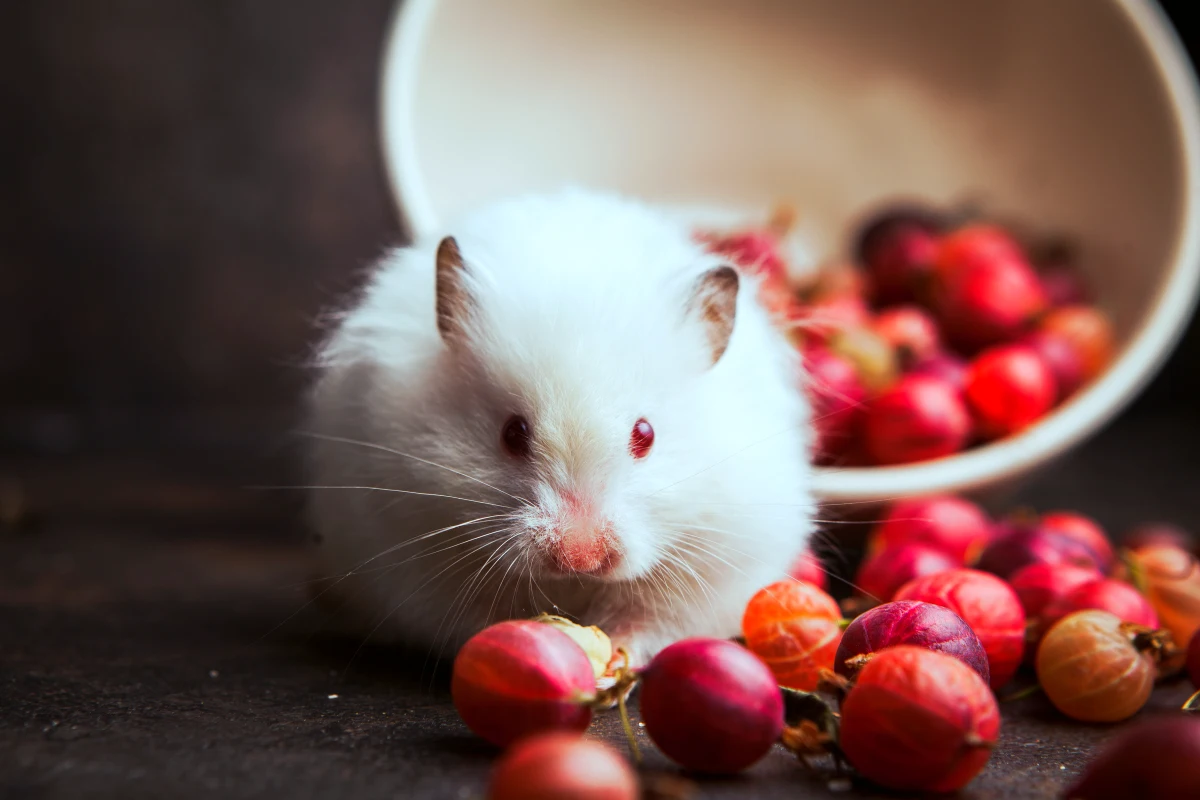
[741,579,843,691]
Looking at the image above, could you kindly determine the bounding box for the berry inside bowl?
[379,0,1200,506]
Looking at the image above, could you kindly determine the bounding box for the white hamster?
[304,188,815,666]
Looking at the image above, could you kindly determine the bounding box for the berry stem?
[1183,689,1200,713]
[606,647,642,764]
[1120,548,1149,595]
[1000,684,1043,703]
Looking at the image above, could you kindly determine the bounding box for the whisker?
[250,484,513,510]
[296,431,532,507]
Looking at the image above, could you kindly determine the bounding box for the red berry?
[863,375,971,465]
[787,548,828,591]
[964,345,1056,439]
[1041,578,1159,635]
[839,646,1000,793]
[894,568,1026,690]
[488,733,638,800]
[803,346,868,464]
[699,229,786,285]
[742,580,843,691]
[1064,716,1200,800]
[871,306,941,367]
[867,226,940,306]
[639,638,783,774]
[977,518,1111,579]
[854,205,944,306]
[1040,511,1115,573]
[936,258,1048,352]
[1124,522,1196,554]
[908,352,969,391]
[855,544,958,603]
[933,224,1025,281]
[1008,562,1103,621]
[452,621,595,747]
[835,600,990,683]
[870,495,992,564]
[1040,305,1115,382]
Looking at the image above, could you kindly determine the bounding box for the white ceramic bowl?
[379,0,1200,506]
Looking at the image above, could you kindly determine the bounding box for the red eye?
[630,418,654,459]
[502,415,532,458]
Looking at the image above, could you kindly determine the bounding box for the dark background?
[0,0,1198,517]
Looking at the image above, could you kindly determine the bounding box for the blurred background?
[0,0,1198,534]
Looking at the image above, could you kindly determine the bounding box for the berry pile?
[697,203,1115,466]
[454,504,1200,797]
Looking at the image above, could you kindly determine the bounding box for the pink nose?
[549,529,620,575]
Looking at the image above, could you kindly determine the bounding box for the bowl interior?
[383,0,1197,501]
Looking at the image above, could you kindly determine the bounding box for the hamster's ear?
[686,264,739,366]
[435,236,471,343]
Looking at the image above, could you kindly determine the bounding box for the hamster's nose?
[548,525,620,576]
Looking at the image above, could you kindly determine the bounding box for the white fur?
[304,188,815,665]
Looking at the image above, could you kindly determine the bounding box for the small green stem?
[1000,684,1043,703]
[1183,689,1200,712]
[617,689,641,764]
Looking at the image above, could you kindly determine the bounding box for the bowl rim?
[378,0,1200,503]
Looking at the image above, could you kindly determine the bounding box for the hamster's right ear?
[686,264,740,366]
[435,236,472,344]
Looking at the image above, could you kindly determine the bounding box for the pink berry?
[894,568,1026,690]
[871,306,941,368]
[855,544,959,603]
[1020,329,1085,402]
[1009,562,1103,621]
[699,229,786,285]
[835,600,990,683]
[797,295,872,345]
[787,548,828,591]
[977,518,1112,579]
[964,345,1056,439]
[639,638,783,774]
[1039,263,1091,307]
[1064,716,1200,799]
[1040,511,1115,574]
[864,375,971,465]
[452,621,595,748]
[1041,578,1160,634]
[488,733,638,800]
[803,346,868,464]
[871,495,992,564]
[908,352,969,392]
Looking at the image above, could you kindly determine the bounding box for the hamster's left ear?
[685,265,739,366]
[435,236,472,344]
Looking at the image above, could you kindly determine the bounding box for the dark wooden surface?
[3,409,1199,800]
